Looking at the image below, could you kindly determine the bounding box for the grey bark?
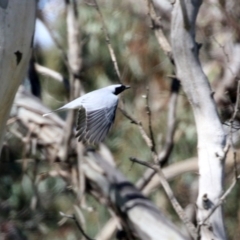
[171,0,227,239]
[0,0,36,151]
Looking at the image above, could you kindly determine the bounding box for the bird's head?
[108,84,130,95]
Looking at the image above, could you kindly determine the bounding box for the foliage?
[1,0,240,239]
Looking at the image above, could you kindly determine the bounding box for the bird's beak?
[125,85,131,89]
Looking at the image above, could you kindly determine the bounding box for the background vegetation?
[0,0,240,239]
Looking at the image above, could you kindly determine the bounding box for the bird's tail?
[42,107,65,117]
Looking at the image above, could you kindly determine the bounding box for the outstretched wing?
[75,106,87,140]
[75,103,117,145]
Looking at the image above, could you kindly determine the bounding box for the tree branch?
[90,0,122,84]
[119,107,153,149]
[60,212,95,240]
[145,87,156,153]
[197,169,240,240]
[35,63,65,83]
[58,0,83,161]
[145,0,172,60]
[130,157,197,239]
[84,151,186,240]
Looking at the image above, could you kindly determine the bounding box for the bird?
[43,84,130,145]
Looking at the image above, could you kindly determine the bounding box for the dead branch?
[119,107,153,149]
[145,87,156,153]
[137,0,179,191]
[58,0,83,162]
[197,173,240,235]
[136,78,180,190]
[119,84,196,236]
[35,63,65,83]
[130,157,197,239]
[90,0,122,84]
[60,212,95,240]
[145,0,172,60]
[38,17,72,75]
[84,151,187,240]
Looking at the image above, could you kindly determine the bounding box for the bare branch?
[139,0,180,192]
[90,0,122,84]
[58,0,83,161]
[120,89,192,234]
[119,107,153,149]
[214,44,240,108]
[84,151,186,240]
[35,63,65,83]
[197,174,240,234]
[212,36,230,63]
[230,79,240,124]
[60,212,95,240]
[158,78,179,165]
[228,79,240,181]
[145,0,172,60]
[94,217,119,240]
[145,87,156,153]
[130,157,198,239]
[136,79,180,190]
[39,19,72,75]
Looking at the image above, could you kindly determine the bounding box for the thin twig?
[138,0,180,191]
[212,36,230,63]
[119,106,158,165]
[145,0,172,60]
[166,74,178,79]
[119,107,153,148]
[229,78,240,191]
[230,79,240,124]
[59,0,83,161]
[145,87,156,153]
[35,63,65,83]
[234,151,238,180]
[90,0,122,84]
[179,0,191,30]
[40,19,73,76]
[197,174,240,232]
[226,80,240,182]
[158,78,179,165]
[60,212,95,240]
[136,79,180,189]
[129,157,198,239]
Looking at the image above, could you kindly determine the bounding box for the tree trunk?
[171,0,227,239]
[0,0,36,151]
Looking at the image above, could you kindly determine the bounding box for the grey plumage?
[43,84,130,144]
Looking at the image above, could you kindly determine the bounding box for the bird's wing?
[75,106,87,139]
[75,102,118,145]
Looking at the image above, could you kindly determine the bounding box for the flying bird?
[43,84,130,144]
